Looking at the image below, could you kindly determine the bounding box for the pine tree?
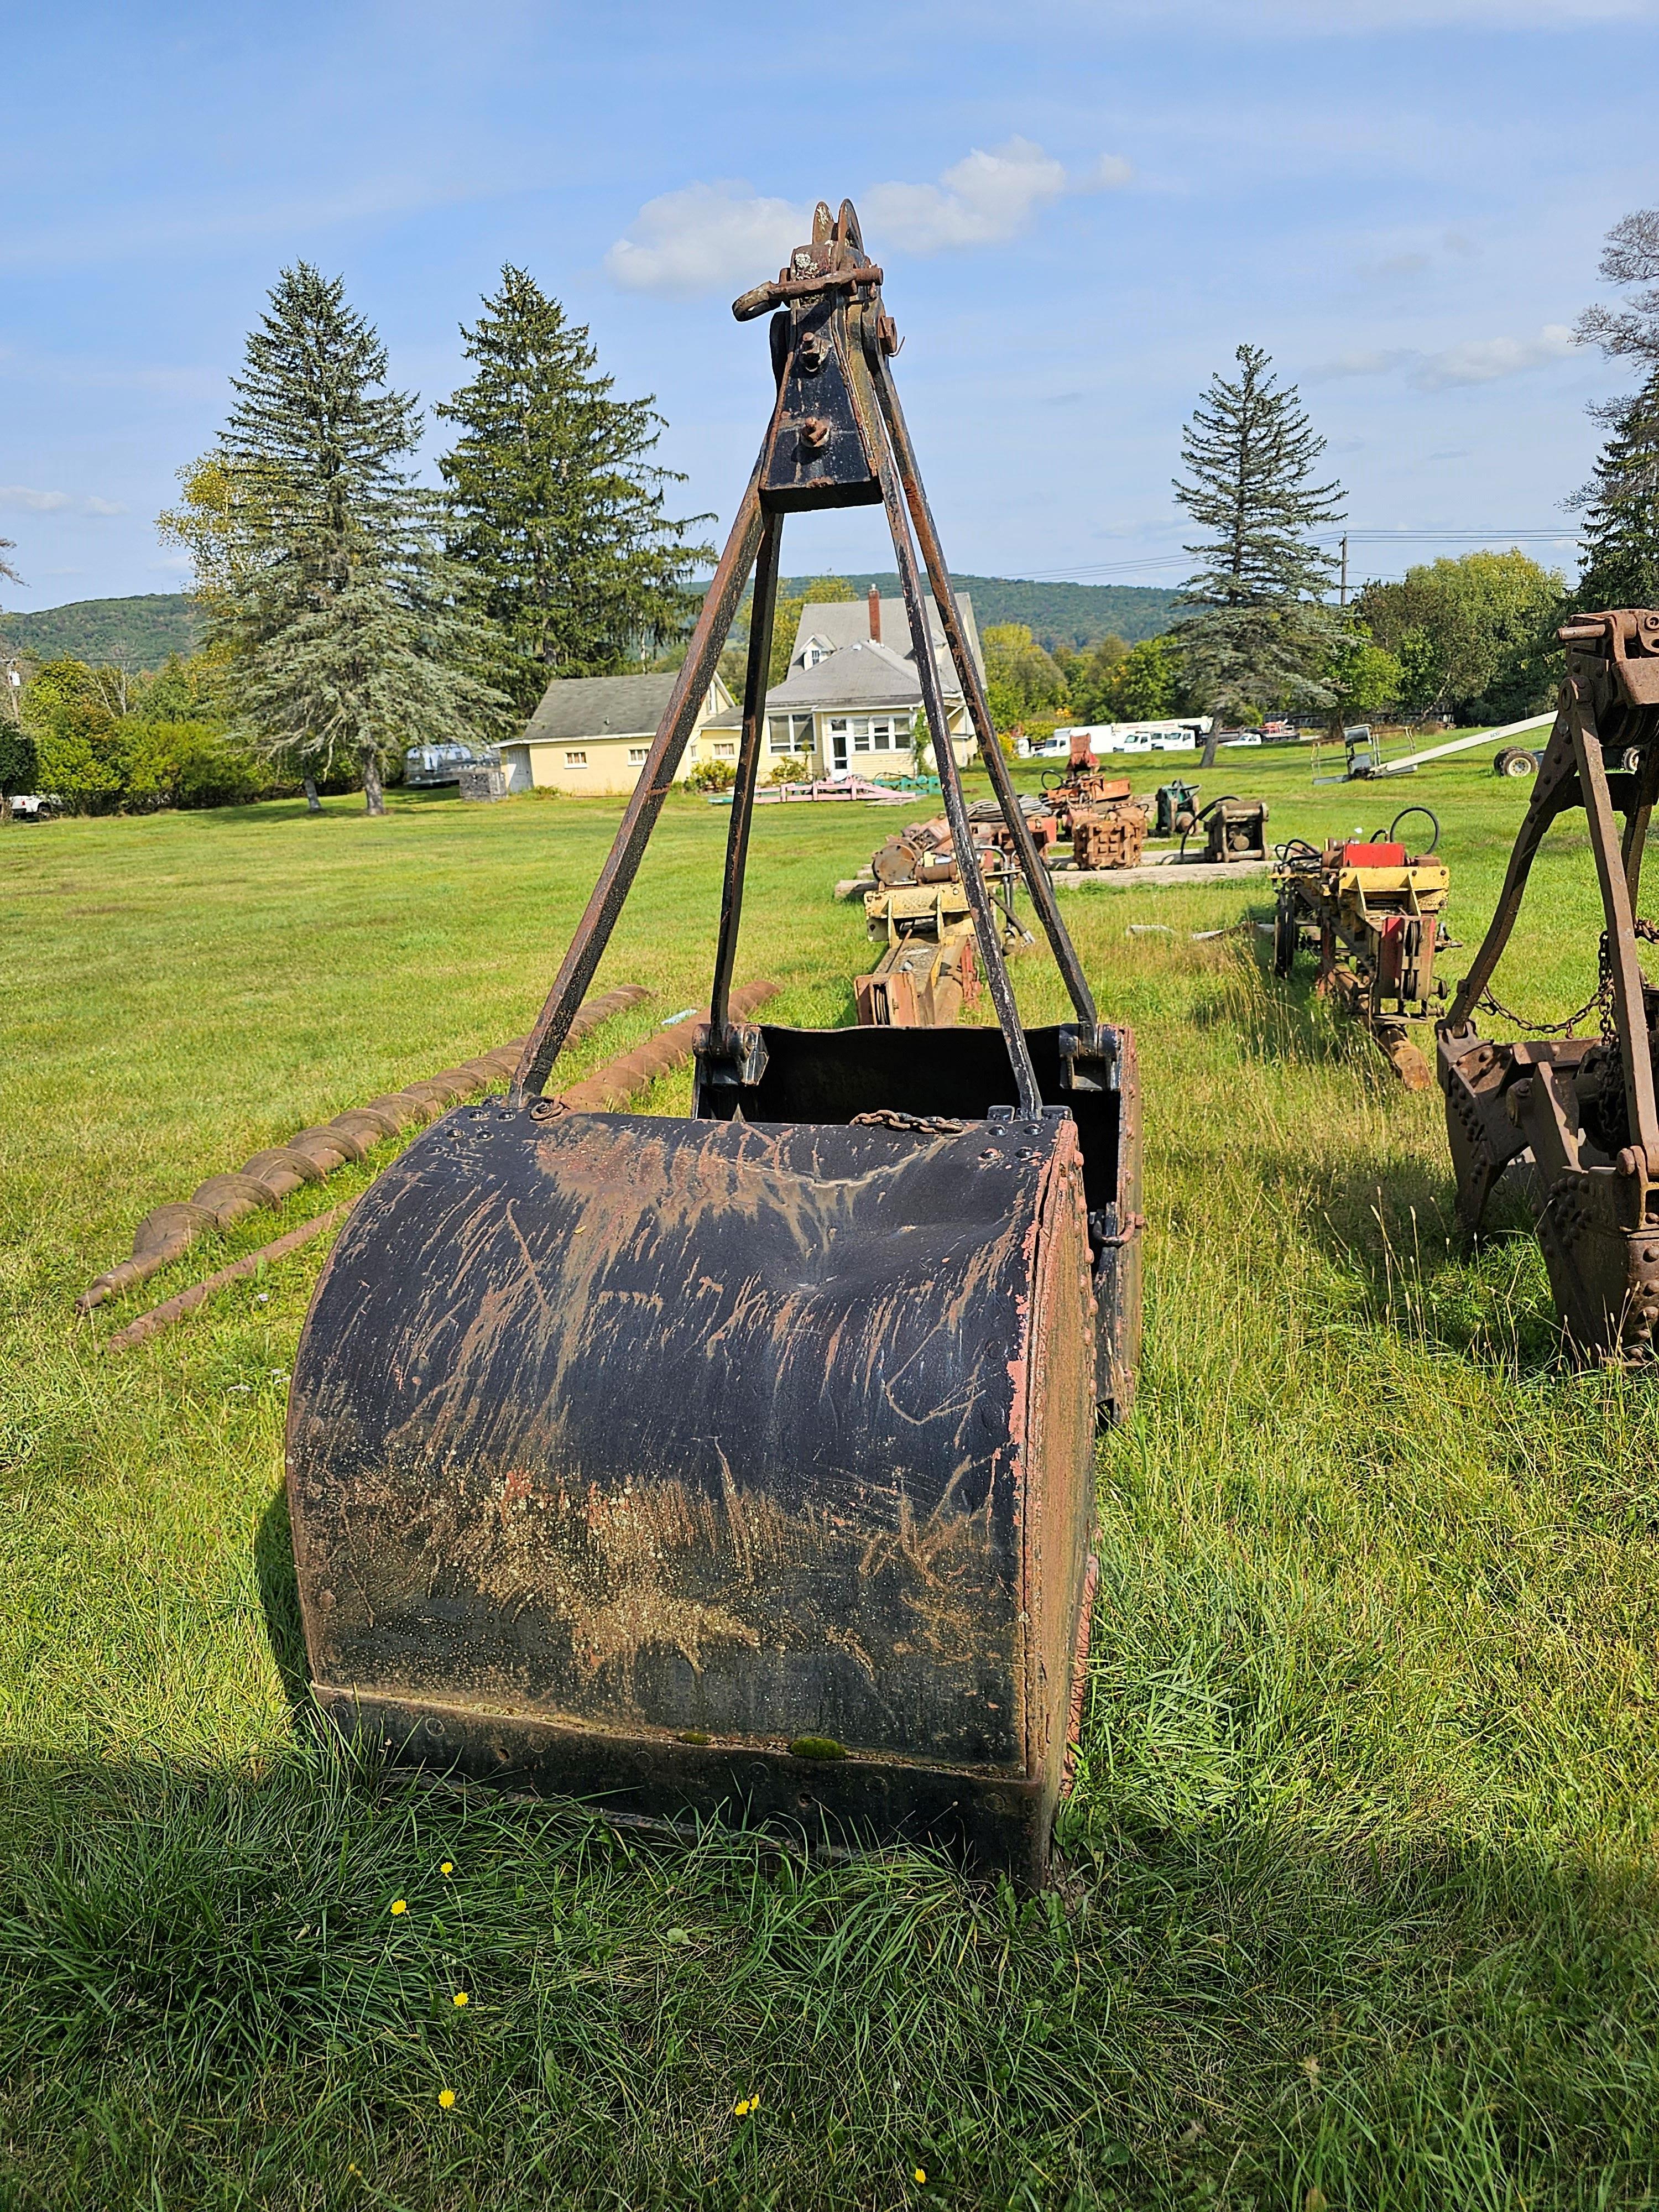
[436,268,713,712]
[214,264,503,815]
[1172,343,1345,723]
[1574,372,1659,610]
[1573,212,1659,613]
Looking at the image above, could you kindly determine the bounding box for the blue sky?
[3,0,1656,613]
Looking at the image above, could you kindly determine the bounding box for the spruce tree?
[1573,212,1659,612]
[1172,343,1345,723]
[1575,373,1659,609]
[215,264,502,815]
[436,268,713,712]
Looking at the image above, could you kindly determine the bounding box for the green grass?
[3,749,1658,2209]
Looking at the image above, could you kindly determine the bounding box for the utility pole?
[1339,533,1349,608]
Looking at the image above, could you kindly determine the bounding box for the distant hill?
[0,593,203,670]
[775,574,1179,649]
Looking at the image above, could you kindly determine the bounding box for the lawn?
[3,744,1658,2210]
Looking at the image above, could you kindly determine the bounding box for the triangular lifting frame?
[509,198,1099,1120]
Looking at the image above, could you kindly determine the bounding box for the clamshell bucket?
[285,201,1142,1882]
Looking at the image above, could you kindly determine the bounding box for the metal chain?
[850,1110,968,1135]
[1475,984,1601,1039]
[1477,918,1659,1041]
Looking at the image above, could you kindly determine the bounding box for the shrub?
[123,722,265,811]
[688,758,736,793]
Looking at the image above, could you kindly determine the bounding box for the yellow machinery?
[855,856,1027,1028]
[1273,807,1450,1087]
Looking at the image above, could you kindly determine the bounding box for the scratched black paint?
[287,1102,1097,1875]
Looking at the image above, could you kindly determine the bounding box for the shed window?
[628,745,649,765]
[564,750,587,769]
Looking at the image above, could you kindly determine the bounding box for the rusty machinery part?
[1438,607,1659,1363]
[1182,795,1269,864]
[969,795,1063,854]
[1272,813,1449,1089]
[286,197,1142,1887]
[104,1204,354,1355]
[76,985,651,1313]
[854,932,979,1029]
[1069,784,1150,874]
[100,998,721,1353]
[532,982,778,1117]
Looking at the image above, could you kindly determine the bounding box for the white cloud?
[1410,324,1575,388]
[0,486,127,517]
[1311,325,1575,388]
[864,139,1072,253]
[604,182,808,298]
[606,140,1130,296]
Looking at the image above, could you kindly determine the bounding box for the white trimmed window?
[768,712,813,757]
[713,742,737,759]
[564,750,587,769]
[839,713,916,756]
[628,745,649,765]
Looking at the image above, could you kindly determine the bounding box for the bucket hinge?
[1056,1024,1121,1094]
[692,1022,770,1117]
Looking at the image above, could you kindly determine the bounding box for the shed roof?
[520,670,727,744]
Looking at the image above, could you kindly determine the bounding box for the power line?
[1021,525,1582,584]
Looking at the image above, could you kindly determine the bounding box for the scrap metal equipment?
[1439,609,1659,1361]
[284,201,1143,1886]
[1273,807,1449,1088]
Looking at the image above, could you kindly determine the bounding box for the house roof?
[702,592,983,729]
[793,593,983,684]
[519,670,727,744]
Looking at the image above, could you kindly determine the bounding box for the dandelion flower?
[453,1991,469,2007]
[390,1899,408,1916]
[441,1861,453,1876]
[438,2088,456,2110]
[733,2094,758,2116]
[914,2169,927,2186]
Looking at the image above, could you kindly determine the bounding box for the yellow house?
[500,670,736,797]
[698,589,982,779]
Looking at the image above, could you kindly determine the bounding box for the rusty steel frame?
[509,198,1099,1121]
[1439,608,1659,1359]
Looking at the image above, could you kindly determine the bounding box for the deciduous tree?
[1319,624,1402,737]
[983,622,1070,728]
[1105,635,1181,722]
[1063,633,1129,724]
[1354,551,1561,722]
